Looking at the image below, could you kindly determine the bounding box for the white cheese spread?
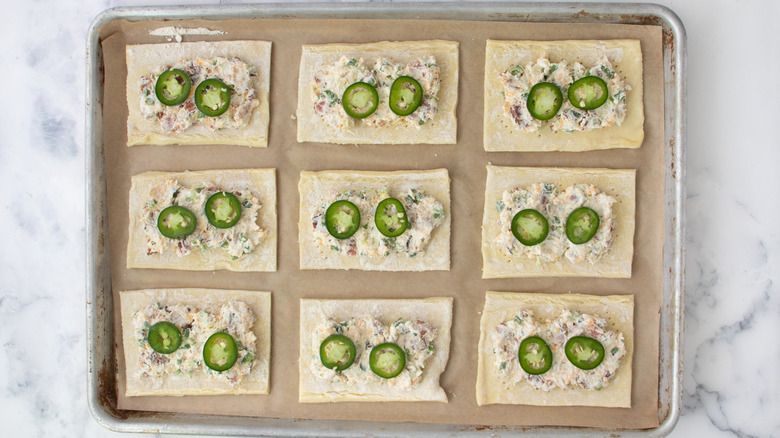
[501,55,628,133]
[312,55,441,129]
[133,301,256,386]
[140,179,267,259]
[496,183,615,264]
[491,309,625,391]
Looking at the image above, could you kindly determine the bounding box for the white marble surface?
[1,0,778,436]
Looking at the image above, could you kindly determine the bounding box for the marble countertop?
[1,0,778,436]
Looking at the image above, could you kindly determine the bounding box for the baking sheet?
[98,17,664,429]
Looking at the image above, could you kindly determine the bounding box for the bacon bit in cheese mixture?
[133,301,256,385]
[312,55,440,129]
[313,316,437,388]
[492,309,625,391]
[139,57,259,133]
[312,187,445,259]
[496,183,615,264]
[500,55,628,133]
[140,179,266,259]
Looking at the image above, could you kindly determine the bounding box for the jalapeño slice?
[147,321,182,354]
[568,76,609,110]
[203,332,238,372]
[389,76,423,116]
[566,207,600,244]
[527,82,563,120]
[319,334,357,371]
[157,206,197,239]
[155,69,192,106]
[375,198,408,237]
[342,82,379,119]
[511,209,549,246]
[195,78,231,117]
[205,192,242,229]
[565,336,605,370]
[518,336,553,375]
[325,200,361,239]
[369,342,406,379]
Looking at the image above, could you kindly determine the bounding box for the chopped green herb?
[514,315,523,325]
[496,200,506,212]
[242,352,255,364]
[321,89,339,105]
[611,347,620,356]
[508,65,524,76]
[345,58,357,67]
[500,361,507,370]
[600,65,614,79]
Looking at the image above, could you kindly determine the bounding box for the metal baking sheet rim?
[85,3,686,436]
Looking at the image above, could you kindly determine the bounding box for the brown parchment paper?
[99,18,664,430]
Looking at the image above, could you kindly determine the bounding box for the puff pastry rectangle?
[296,40,458,144]
[299,297,452,402]
[483,39,644,152]
[127,168,277,272]
[120,288,271,396]
[482,165,635,278]
[126,41,271,147]
[298,169,450,271]
[477,291,634,407]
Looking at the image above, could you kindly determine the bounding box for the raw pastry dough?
[126,41,271,147]
[298,169,450,271]
[120,288,271,396]
[297,40,458,144]
[484,39,644,152]
[127,168,277,272]
[299,297,452,402]
[476,291,634,407]
[482,165,635,278]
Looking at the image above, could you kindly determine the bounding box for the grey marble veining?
[1,0,778,436]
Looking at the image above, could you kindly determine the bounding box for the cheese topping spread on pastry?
[312,187,445,258]
[491,309,625,391]
[140,179,267,259]
[312,55,440,130]
[500,55,628,133]
[314,316,437,389]
[139,57,259,133]
[133,301,256,386]
[496,183,615,264]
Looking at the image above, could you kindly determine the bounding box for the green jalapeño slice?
[375,198,408,237]
[342,82,379,119]
[319,334,357,371]
[147,321,182,354]
[325,200,361,239]
[568,76,609,110]
[195,78,231,117]
[511,209,549,246]
[157,206,197,239]
[389,76,423,116]
[527,82,563,120]
[518,336,553,375]
[155,69,192,106]
[369,342,406,379]
[565,336,605,370]
[566,206,600,244]
[205,192,242,229]
[203,332,238,372]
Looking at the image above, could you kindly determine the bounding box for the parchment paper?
[99,18,664,429]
